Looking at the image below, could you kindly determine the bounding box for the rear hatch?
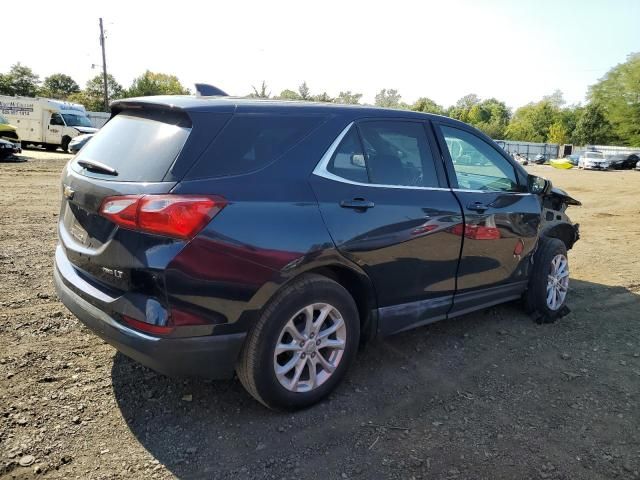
[59,104,229,293]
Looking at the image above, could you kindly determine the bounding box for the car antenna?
[194,84,229,97]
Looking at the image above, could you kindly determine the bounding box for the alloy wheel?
[546,254,569,310]
[273,303,347,393]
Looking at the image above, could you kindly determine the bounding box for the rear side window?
[358,121,439,188]
[189,114,324,178]
[72,111,190,182]
[327,128,368,183]
[326,121,439,188]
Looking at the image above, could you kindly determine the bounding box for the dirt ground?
[1,149,639,480]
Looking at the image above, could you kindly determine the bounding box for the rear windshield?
[187,113,324,179]
[72,111,190,182]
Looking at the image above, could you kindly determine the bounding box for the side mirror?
[528,174,551,195]
[350,153,366,168]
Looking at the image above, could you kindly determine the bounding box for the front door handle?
[467,202,489,213]
[340,198,375,210]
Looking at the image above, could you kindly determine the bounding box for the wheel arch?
[300,264,378,343]
[542,222,579,251]
[245,257,379,344]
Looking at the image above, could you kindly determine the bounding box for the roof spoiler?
[194,83,229,97]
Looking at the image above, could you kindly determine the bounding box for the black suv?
[54,96,580,410]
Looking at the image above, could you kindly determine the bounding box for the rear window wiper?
[76,159,118,176]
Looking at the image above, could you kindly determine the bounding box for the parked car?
[532,154,546,164]
[0,137,21,160]
[566,154,580,166]
[68,134,94,154]
[512,152,529,165]
[636,159,640,171]
[54,95,581,410]
[608,153,640,170]
[0,114,19,142]
[578,151,610,170]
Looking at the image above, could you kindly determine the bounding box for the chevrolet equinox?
[54,95,580,410]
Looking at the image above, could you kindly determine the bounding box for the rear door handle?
[467,202,489,213]
[340,198,375,210]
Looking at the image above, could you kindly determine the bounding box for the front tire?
[237,274,360,410]
[524,237,570,323]
[61,136,71,153]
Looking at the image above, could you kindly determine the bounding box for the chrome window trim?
[312,122,454,192]
[312,123,533,196]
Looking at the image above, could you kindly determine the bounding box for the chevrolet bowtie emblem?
[63,185,75,200]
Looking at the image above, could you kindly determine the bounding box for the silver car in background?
[578,151,610,170]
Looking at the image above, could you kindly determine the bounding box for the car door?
[433,122,541,316]
[310,119,463,335]
[46,112,64,145]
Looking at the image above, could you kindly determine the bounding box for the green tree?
[447,93,481,122]
[542,89,566,108]
[67,74,125,112]
[374,89,402,108]
[573,103,613,145]
[298,81,312,100]
[557,106,583,144]
[41,73,80,99]
[411,97,445,115]
[506,100,558,142]
[0,63,40,96]
[313,92,333,102]
[127,71,190,97]
[467,98,511,138]
[548,121,570,144]
[277,89,301,100]
[248,80,270,98]
[334,91,362,105]
[589,52,640,145]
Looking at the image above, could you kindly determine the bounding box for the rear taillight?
[99,194,226,239]
[121,307,212,336]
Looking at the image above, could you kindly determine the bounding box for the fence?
[494,140,559,161]
[572,144,640,157]
[87,111,110,129]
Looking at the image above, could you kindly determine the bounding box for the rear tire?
[524,237,570,323]
[237,274,360,410]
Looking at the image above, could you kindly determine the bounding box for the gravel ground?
[1,150,639,480]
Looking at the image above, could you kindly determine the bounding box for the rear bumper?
[54,248,246,379]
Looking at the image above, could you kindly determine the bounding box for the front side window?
[50,113,64,126]
[440,125,519,192]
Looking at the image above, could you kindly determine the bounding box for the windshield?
[0,114,9,125]
[584,152,604,159]
[62,113,93,128]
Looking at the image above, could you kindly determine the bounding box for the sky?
[3,0,638,109]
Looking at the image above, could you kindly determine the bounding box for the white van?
[0,96,98,152]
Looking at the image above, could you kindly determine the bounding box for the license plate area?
[62,201,114,248]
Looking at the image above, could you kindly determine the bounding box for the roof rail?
[194,84,229,97]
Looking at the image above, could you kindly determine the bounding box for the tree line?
[0,65,189,113]
[1,52,638,146]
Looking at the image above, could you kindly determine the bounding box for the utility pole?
[99,18,109,111]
